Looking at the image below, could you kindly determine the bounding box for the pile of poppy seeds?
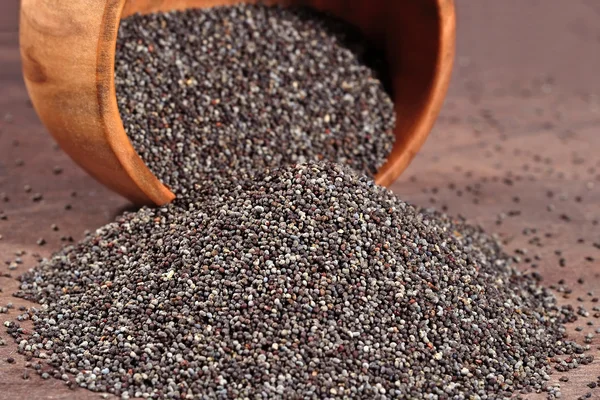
[114,5,395,194]
[9,163,586,398]
[5,4,589,400]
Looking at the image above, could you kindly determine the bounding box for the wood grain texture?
[19,0,174,206]
[1,0,599,399]
[375,0,455,187]
[20,0,455,205]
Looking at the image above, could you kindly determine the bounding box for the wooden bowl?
[19,0,455,205]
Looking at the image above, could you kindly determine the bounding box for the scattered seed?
[31,193,43,202]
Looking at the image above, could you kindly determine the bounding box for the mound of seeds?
[11,163,581,399]
[115,4,395,194]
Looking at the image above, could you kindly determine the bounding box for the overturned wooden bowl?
[20,0,455,205]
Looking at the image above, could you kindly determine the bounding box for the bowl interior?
[118,0,454,187]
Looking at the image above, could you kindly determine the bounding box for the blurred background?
[1,1,599,399]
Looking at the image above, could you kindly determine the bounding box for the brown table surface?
[1,1,599,398]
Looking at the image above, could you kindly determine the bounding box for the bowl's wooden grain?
[19,0,455,205]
